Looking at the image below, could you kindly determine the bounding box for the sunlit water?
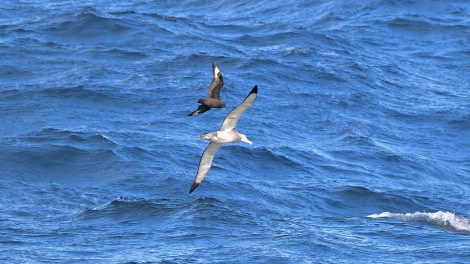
[1,1,469,263]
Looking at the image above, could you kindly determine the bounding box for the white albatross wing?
[189,142,223,193]
[221,85,258,130]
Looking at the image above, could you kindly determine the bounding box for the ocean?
[1,0,469,263]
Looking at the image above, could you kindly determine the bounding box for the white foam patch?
[368,211,470,232]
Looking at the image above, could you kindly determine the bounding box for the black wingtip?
[188,105,211,116]
[251,85,258,94]
[189,182,200,193]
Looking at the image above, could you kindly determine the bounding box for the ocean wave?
[78,196,180,220]
[0,128,128,184]
[78,196,244,224]
[387,17,442,31]
[329,186,429,214]
[1,144,120,180]
[0,65,33,84]
[42,9,134,44]
[0,88,30,100]
[40,85,117,104]
[232,145,313,177]
[23,128,117,148]
[368,211,470,233]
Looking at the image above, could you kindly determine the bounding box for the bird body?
[188,63,226,116]
[198,129,252,145]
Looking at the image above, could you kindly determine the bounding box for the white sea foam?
[368,211,470,232]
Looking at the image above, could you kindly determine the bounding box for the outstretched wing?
[207,63,224,100]
[220,85,258,130]
[189,142,223,193]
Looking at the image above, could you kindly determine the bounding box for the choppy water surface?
[1,1,469,263]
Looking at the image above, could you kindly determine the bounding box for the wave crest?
[368,211,470,233]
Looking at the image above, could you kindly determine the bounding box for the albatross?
[189,85,258,193]
[188,63,226,116]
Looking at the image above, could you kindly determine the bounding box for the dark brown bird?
[188,63,226,116]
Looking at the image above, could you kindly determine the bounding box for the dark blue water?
[1,1,469,263]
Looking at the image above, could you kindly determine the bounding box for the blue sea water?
[1,0,469,263]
